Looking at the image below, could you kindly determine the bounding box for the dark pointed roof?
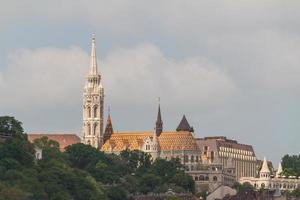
[176,115,194,132]
[157,104,162,123]
[155,104,163,136]
[103,113,114,143]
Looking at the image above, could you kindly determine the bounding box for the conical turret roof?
[276,162,283,177]
[260,157,270,173]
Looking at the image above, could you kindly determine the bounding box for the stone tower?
[82,35,104,148]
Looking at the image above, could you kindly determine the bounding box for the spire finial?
[108,105,111,116]
[89,33,98,75]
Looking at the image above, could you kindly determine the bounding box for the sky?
[1,0,300,165]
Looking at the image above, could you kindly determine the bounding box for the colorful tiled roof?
[101,131,198,152]
[27,133,81,151]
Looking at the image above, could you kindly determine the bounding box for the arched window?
[94,123,97,135]
[213,176,218,181]
[89,123,92,135]
[195,176,198,181]
[88,107,91,118]
[94,106,97,118]
[199,175,205,181]
[191,155,194,163]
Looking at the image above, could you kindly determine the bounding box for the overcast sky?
[1,0,300,165]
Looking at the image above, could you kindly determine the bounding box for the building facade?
[188,163,236,192]
[82,35,104,148]
[101,106,236,192]
[196,136,257,180]
[101,105,201,170]
[240,158,300,191]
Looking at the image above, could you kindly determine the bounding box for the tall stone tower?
[82,35,104,148]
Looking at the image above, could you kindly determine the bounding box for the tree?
[282,154,300,176]
[139,173,161,194]
[107,186,128,200]
[0,116,26,140]
[64,143,105,169]
[33,136,62,162]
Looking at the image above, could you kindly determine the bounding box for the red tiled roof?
[27,133,81,151]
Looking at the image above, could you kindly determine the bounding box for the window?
[213,176,218,182]
[196,156,199,162]
[87,124,91,135]
[94,124,97,135]
[146,145,150,150]
[94,107,97,118]
[199,175,205,181]
[184,155,188,163]
[191,155,194,163]
[88,107,91,118]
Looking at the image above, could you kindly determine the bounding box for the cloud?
[2,0,300,163]
[0,43,235,133]
[103,43,235,107]
[0,46,89,109]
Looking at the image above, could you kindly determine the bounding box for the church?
[80,35,201,170]
[28,36,243,192]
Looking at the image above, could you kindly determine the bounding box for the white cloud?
[0,43,234,112]
[0,46,89,109]
[103,43,235,107]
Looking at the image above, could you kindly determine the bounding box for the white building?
[240,157,300,191]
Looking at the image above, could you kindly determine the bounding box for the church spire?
[155,99,163,136]
[89,34,98,75]
[103,106,113,143]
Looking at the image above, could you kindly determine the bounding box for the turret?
[260,157,271,179]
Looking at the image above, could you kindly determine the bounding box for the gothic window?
[213,176,218,182]
[94,106,97,118]
[88,107,91,118]
[94,123,97,135]
[196,156,199,162]
[199,175,205,181]
[89,123,92,135]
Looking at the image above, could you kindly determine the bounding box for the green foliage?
[33,136,62,162]
[107,186,128,200]
[0,116,26,140]
[232,182,254,193]
[281,154,300,176]
[0,116,195,199]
